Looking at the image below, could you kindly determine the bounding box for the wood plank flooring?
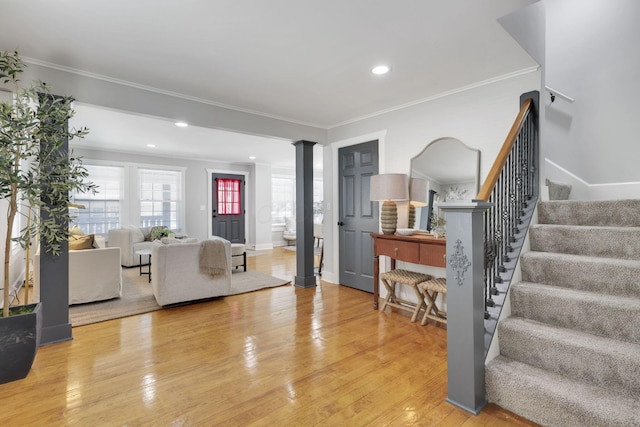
[0,248,537,426]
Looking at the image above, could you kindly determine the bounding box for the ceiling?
[0,0,537,168]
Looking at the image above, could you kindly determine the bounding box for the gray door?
[212,173,245,243]
[338,140,378,292]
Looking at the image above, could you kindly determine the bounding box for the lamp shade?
[369,174,409,201]
[409,178,428,207]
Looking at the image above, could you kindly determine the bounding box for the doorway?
[337,140,379,292]
[211,172,246,243]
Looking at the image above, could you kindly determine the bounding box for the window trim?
[77,159,186,234]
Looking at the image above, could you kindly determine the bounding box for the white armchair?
[108,226,154,267]
[282,217,296,245]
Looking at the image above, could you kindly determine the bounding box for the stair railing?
[476,91,540,357]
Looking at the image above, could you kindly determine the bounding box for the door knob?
[337,221,344,226]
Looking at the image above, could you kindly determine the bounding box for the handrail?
[478,92,539,358]
[477,98,534,202]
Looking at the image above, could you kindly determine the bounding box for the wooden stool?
[380,269,433,322]
[419,278,447,325]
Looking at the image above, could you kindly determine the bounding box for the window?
[139,168,182,230]
[72,165,124,236]
[217,178,241,215]
[272,176,295,226]
[271,175,323,226]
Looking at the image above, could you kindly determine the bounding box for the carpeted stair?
[486,199,640,427]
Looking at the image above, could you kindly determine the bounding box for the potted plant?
[0,50,96,383]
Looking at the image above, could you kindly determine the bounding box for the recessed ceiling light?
[249,156,256,160]
[371,65,390,75]
[146,144,156,148]
[175,121,188,127]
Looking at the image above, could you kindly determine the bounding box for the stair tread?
[530,224,640,260]
[511,281,640,344]
[500,317,640,397]
[503,316,640,353]
[487,355,640,427]
[538,199,640,227]
[523,250,640,266]
[533,223,640,231]
[521,252,640,298]
[515,281,640,306]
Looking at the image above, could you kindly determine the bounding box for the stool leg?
[380,280,395,312]
[421,290,437,326]
[243,251,247,271]
[411,284,426,323]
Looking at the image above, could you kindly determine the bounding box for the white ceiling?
[1,0,537,168]
[69,103,310,169]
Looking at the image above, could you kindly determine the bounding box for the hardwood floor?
[0,248,537,426]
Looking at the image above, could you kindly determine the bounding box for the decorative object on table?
[370,173,409,235]
[431,211,446,238]
[0,50,96,384]
[395,228,416,236]
[408,178,427,229]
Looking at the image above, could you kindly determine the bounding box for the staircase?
[486,199,640,427]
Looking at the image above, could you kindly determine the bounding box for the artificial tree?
[0,50,96,318]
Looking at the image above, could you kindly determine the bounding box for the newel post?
[439,201,491,414]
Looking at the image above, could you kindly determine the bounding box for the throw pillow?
[69,225,84,236]
[69,234,95,250]
[93,235,106,248]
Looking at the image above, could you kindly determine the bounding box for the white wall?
[501,0,640,200]
[250,163,275,250]
[545,0,640,193]
[321,71,541,283]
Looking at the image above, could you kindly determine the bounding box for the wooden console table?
[371,233,446,310]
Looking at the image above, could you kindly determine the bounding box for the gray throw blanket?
[199,239,227,276]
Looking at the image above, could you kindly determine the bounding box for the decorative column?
[293,140,317,288]
[439,201,491,414]
[39,95,72,345]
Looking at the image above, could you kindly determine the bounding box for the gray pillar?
[293,140,317,288]
[440,201,491,414]
[39,134,72,345]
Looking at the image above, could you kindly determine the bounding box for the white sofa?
[108,226,155,267]
[150,237,232,306]
[34,246,122,305]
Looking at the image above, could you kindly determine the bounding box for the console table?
[371,233,446,310]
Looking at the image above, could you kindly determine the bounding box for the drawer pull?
[394,247,398,257]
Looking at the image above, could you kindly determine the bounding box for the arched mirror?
[409,138,480,231]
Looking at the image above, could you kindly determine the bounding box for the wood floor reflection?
[0,248,536,426]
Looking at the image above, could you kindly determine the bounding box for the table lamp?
[370,174,409,234]
[408,178,427,229]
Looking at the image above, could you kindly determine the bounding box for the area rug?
[69,267,290,327]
